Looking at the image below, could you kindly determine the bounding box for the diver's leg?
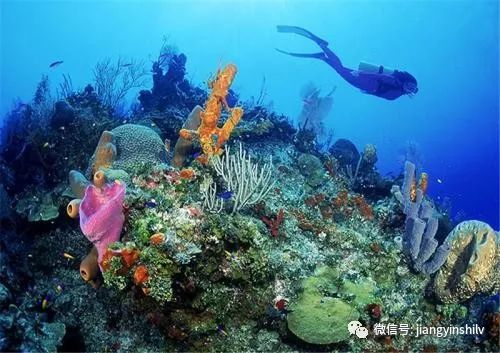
[277,25,361,88]
[320,46,360,87]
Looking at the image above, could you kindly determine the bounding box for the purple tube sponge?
[393,161,451,274]
[79,181,126,268]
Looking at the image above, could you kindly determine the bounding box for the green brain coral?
[287,266,377,345]
[111,124,167,172]
[433,220,499,303]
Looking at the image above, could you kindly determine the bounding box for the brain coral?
[103,124,167,173]
[433,220,499,303]
[287,266,378,345]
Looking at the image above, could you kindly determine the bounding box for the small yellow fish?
[42,298,49,310]
[224,250,232,258]
[63,252,75,260]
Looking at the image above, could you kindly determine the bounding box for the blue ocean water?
[1,0,498,228]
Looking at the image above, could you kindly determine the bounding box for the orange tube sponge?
[93,170,106,188]
[67,199,81,218]
[179,64,243,160]
[173,106,202,167]
[418,172,429,195]
[80,246,99,282]
[89,131,116,175]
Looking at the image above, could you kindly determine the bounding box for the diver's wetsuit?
[276,25,414,100]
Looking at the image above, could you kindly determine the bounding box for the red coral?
[352,195,374,220]
[304,193,325,207]
[261,209,285,238]
[333,190,349,208]
[121,248,140,268]
[367,303,382,320]
[134,265,149,285]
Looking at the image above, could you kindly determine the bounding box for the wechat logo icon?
[348,321,369,339]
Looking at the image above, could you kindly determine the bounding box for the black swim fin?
[275,48,326,61]
[276,25,329,47]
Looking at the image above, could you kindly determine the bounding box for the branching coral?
[261,209,285,238]
[93,57,147,112]
[210,143,275,213]
[179,64,243,161]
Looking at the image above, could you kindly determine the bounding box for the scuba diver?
[276,25,418,100]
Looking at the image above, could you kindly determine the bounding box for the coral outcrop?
[433,220,499,303]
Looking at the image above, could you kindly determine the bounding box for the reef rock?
[433,220,499,303]
[329,138,360,168]
[50,100,75,129]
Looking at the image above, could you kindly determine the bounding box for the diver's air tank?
[358,62,394,75]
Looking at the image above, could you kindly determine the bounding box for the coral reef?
[1,43,498,353]
[296,153,325,187]
[209,143,275,213]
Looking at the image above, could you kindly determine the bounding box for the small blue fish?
[217,191,233,200]
[144,200,157,208]
[40,293,53,310]
[191,151,201,159]
[216,324,228,336]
